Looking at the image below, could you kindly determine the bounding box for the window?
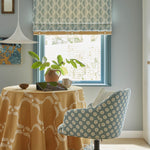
[33,35,111,86]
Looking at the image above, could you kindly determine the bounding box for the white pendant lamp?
[0,0,37,44]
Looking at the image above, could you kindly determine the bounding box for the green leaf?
[61,61,65,65]
[49,82,58,86]
[51,65,60,69]
[70,60,77,68]
[39,65,45,71]
[37,82,47,89]
[42,56,47,63]
[60,68,64,75]
[74,59,85,67]
[40,62,50,71]
[45,68,51,75]
[52,60,58,65]
[46,62,50,66]
[66,59,70,64]
[28,51,39,61]
[60,66,68,75]
[57,55,63,65]
[32,61,42,69]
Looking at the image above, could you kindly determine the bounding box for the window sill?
[72,83,111,87]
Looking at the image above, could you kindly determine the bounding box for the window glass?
[45,35,102,81]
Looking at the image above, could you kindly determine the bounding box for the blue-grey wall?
[0,0,142,130]
[0,0,33,87]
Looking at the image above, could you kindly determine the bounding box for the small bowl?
[19,83,29,89]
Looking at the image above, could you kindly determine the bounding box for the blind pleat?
[33,0,112,35]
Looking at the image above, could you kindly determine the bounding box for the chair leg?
[94,139,100,150]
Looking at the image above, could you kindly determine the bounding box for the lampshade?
[0,0,36,44]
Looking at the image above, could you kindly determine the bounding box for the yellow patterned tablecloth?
[0,85,90,150]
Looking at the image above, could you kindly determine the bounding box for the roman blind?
[33,0,112,35]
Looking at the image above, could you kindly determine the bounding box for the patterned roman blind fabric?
[33,0,112,35]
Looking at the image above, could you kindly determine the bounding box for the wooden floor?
[99,138,150,150]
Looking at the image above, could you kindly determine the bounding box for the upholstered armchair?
[58,89,131,150]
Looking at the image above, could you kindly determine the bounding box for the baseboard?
[119,131,143,138]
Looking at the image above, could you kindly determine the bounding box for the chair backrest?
[95,88,131,139]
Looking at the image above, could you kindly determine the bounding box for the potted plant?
[28,51,85,82]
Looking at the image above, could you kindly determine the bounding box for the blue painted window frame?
[33,35,111,86]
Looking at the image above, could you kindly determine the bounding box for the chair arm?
[58,123,64,134]
[60,107,99,139]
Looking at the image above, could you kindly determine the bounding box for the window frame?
[33,35,111,86]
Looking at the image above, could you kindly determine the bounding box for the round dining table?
[0,85,90,150]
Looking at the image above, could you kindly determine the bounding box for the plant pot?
[45,69,61,82]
